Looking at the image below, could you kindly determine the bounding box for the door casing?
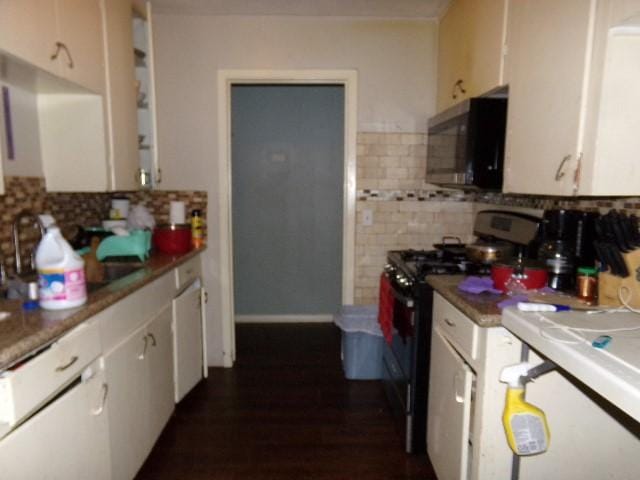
[217,69,358,366]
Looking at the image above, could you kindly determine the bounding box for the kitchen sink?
[2,262,146,299]
[86,262,146,293]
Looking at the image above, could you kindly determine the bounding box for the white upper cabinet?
[0,0,58,74]
[54,0,105,94]
[437,0,508,112]
[102,0,140,190]
[577,1,640,196]
[503,0,596,196]
[504,0,640,196]
[0,0,105,94]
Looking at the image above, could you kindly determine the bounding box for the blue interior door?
[231,85,344,316]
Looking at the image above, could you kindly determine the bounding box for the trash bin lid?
[333,305,382,336]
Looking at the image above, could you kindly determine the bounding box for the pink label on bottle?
[64,268,86,301]
[39,268,86,302]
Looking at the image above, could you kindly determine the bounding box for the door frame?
[217,69,358,366]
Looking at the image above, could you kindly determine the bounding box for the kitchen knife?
[619,212,640,249]
[606,213,631,253]
[608,241,630,277]
[629,214,640,246]
[593,241,610,274]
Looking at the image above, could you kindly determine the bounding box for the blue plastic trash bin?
[334,305,383,380]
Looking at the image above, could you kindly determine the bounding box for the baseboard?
[234,314,334,324]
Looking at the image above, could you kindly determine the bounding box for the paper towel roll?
[169,201,186,224]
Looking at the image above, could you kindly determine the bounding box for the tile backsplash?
[355,132,476,305]
[354,131,640,305]
[0,176,207,272]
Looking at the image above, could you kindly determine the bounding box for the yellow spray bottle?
[499,363,550,456]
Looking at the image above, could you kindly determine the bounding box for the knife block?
[598,249,640,308]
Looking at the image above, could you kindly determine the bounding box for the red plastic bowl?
[491,262,548,293]
[153,224,192,254]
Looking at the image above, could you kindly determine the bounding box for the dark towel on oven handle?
[378,273,394,344]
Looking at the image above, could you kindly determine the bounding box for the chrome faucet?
[0,248,6,289]
[12,210,45,277]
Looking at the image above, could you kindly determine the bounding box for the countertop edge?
[0,248,206,370]
[425,275,504,328]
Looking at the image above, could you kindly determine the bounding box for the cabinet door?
[102,0,139,190]
[104,327,150,480]
[437,0,473,112]
[469,0,507,92]
[437,0,507,112]
[0,366,111,480]
[147,304,175,445]
[173,284,204,402]
[427,327,473,480]
[0,0,58,74]
[54,0,105,94]
[503,0,595,195]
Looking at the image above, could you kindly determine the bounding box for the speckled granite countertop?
[426,275,506,328]
[0,248,205,370]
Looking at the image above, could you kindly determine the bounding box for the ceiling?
[149,0,450,18]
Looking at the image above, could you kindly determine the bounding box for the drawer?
[433,293,479,362]
[175,255,201,292]
[98,271,175,353]
[0,319,101,429]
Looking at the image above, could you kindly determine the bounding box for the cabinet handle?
[91,383,109,416]
[452,79,466,100]
[138,335,149,360]
[203,291,208,303]
[444,317,455,327]
[156,168,162,184]
[555,155,571,181]
[147,333,157,347]
[50,41,74,69]
[55,355,79,372]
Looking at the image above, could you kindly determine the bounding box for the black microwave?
[426,97,507,190]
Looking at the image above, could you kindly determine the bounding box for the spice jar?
[191,209,204,248]
[576,267,598,303]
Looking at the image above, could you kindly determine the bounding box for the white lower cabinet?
[427,327,474,480]
[429,292,640,480]
[104,303,174,480]
[0,255,204,480]
[147,306,175,442]
[173,282,205,402]
[104,327,151,480]
[428,293,522,480]
[0,362,111,480]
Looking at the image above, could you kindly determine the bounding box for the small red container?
[491,262,548,293]
[153,224,192,254]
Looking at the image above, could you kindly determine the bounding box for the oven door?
[381,279,417,451]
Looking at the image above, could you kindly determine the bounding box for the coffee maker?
[537,209,598,291]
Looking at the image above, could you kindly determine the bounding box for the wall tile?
[354,131,640,306]
[0,176,207,273]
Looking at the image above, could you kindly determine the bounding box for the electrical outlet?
[363,209,374,226]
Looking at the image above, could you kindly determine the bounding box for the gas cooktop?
[387,249,490,282]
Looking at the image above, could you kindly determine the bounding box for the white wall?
[151,14,438,365]
[0,81,43,177]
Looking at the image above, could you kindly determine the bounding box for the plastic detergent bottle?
[35,223,87,310]
[499,363,550,456]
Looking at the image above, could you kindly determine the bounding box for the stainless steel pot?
[465,241,514,264]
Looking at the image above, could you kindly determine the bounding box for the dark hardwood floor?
[136,323,436,479]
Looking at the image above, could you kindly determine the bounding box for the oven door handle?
[390,286,414,309]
